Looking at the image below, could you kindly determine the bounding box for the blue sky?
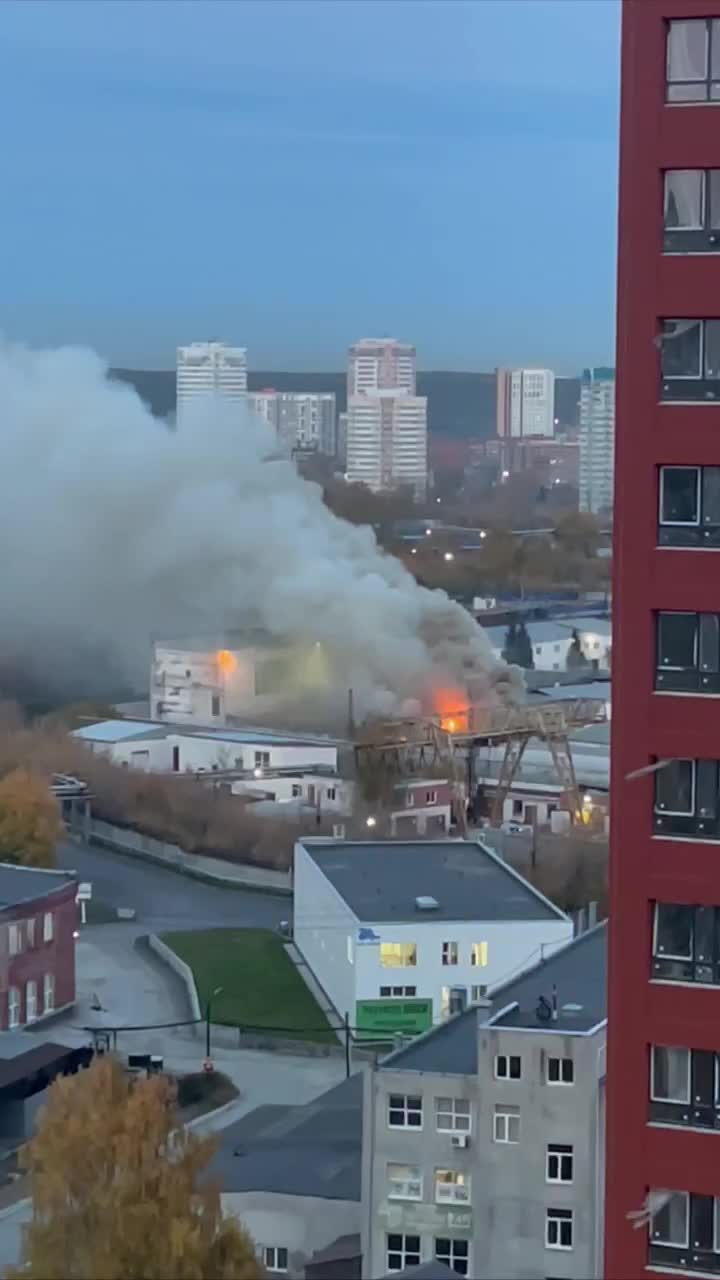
[0,0,620,371]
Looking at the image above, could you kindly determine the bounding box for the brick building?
[0,866,77,1030]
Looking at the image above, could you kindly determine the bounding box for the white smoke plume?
[0,342,522,719]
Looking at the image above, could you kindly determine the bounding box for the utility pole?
[205,985,223,1060]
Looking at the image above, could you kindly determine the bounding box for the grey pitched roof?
[380,921,607,1075]
[307,1233,361,1266]
[0,864,76,910]
[300,840,566,924]
[209,1072,362,1200]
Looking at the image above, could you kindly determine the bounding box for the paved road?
[57,839,287,933]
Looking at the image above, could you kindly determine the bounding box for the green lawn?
[161,928,337,1044]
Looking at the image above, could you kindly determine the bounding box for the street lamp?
[365,815,377,829]
[444,552,454,562]
[206,985,224,1059]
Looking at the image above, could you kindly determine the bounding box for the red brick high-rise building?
[607,2,720,1275]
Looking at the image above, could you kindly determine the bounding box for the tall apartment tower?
[248,390,336,456]
[347,338,416,398]
[346,390,427,498]
[606,4,720,1277]
[579,367,616,513]
[176,341,247,424]
[495,367,555,438]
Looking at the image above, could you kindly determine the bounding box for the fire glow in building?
[606,3,720,1277]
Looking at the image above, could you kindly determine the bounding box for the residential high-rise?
[248,390,336,456]
[606,3,720,1276]
[346,390,427,497]
[347,338,416,398]
[176,341,247,424]
[495,367,555,438]
[578,367,615,514]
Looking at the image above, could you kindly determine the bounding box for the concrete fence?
[147,934,202,1033]
[86,817,292,895]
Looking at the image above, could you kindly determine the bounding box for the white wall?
[293,843,358,1020]
[222,1191,359,1280]
[86,737,174,771]
[532,636,573,670]
[170,736,337,774]
[353,916,572,1021]
[232,774,351,813]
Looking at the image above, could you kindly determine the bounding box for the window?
[664,170,720,253]
[442,941,458,966]
[435,1097,471,1133]
[660,465,700,529]
[495,1054,521,1080]
[546,1208,573,1251]
[471,941,488,967]
[651,1045,690,1104]
[471,984,487,1003]
[651,1045,720,1130]
[661,320,720,400]
[666,19,720,102]
[405,790,415,807]
[435,1169,470,1205]
[425,790,437,804]
[547,1057,574,1085]
[25,981,37,1023]
[494,1104,520,1144]
[654,760,720,837]
[380,985,416,997]
[546,1143,573,1184]
[254,751,270,768]
[435,1238,469,1278]
[657,611,720,693]
[43,973,54,1013]
[386,1234,420,1272]
[262,1246,288,1274]
[326,787,336,801]
[8,924,21,957]
[7,987,19,1030]
[211,695,220,717]
[652,903,720,984]
[387,1162,423,1201]
[291,784,302,797]
[381,942,417,968]
[43,912,53,943]
[651,1191,689,1247]
[388,1094,422,1128]
[26,918,35,949]
[659,465,720,545]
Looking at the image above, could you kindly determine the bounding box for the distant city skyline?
[0,0,620,371]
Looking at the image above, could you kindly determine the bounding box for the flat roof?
[382,921,607,1074]
[0,864,76,910]
[73,719,344,750]
[300,840,567,924]
[208,1072,361,1200]
[73,720,167,744]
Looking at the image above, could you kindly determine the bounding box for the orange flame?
[432,686,470,734]
[216,649,237,676]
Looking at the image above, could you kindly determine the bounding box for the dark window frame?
[652,903,720,985]
[664,169,720,252]
[656,611,720,693]
[659,466,720,548]
[649,1044,720,1132]
[660,320,720,401]
[649,1190,720,1274]
[666,18,720,102]
[654,758,720,838]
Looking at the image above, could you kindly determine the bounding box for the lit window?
[547,1057,574,1085]
[495,1054,521,1081]
[43,913,54,944]
[435,1097,471,1133]
[435,1238,469,1277]
[7,987,19,1029]
[442,941,458,966]
[381,942,417,968]
[471,942,488,967]
[546,1143,573,1183]
[25,981,37,1023]
[386,1234,420,1272]
[43,973,54,1013]
[546,1208,573,1250]
[435,1168,470,1205]
[494,1104,520,1144]
[387,1163,423,1201]
[388,1094,422,1129]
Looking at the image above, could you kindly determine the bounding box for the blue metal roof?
[73,721,164,743]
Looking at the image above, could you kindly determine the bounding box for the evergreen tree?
[566,629,585,670]
[502,623,518,665]
[516,622,534,669]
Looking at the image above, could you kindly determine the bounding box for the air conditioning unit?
[451,1134,469,1150]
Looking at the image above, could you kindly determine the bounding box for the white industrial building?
[293,840,572,1032]
[176,341,247,425]
[482,617,611,672]
[347,338,416,398]
[346,390,428,498]
[248,390,336,457]
[496,367,556,438]
[579,366,615,514]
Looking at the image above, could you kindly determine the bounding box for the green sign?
[355,998,432,1039]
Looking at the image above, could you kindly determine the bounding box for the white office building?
[496,368,555,438]
[293,839,572,1033]
[248,390,336,456]
[346,390,427,497]
[579,367,615,513]
[348,339,416,398]
[176,341,247,425]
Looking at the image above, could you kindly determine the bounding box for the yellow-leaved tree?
[5,1055,263,1280]
[0,769,61,868]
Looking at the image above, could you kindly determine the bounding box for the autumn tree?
[6,1055,262,1280]
[0,769,61,868]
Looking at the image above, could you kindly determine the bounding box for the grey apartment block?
[361,924,607,1280]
